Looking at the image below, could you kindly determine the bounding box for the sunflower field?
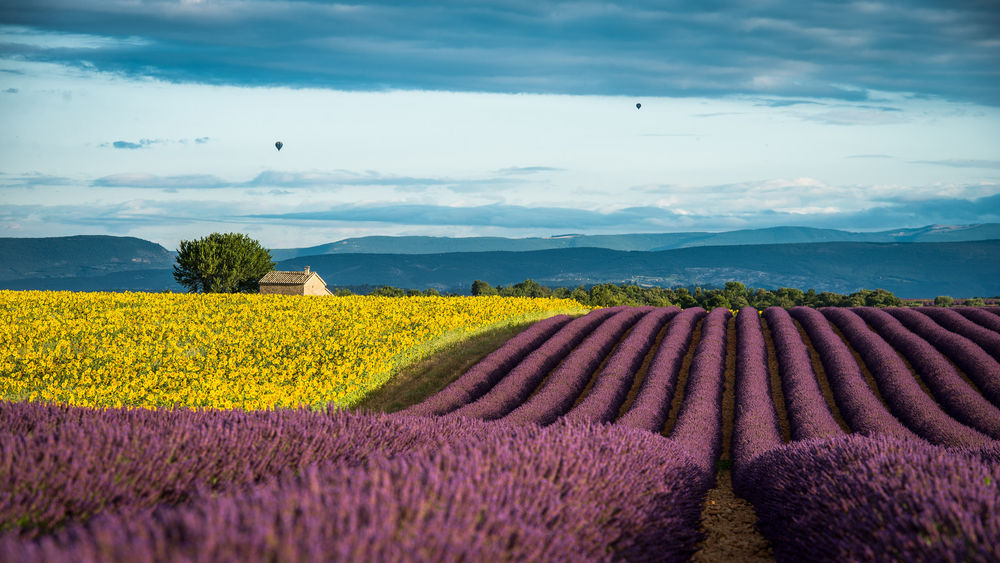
[0,291,586,410]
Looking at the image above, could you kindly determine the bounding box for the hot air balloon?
[635,103,642,109]
[275,141,283,151]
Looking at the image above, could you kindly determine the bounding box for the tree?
[934,295,954,307]
[471,280,497,296]
[864,288,903,307]
[704,293,731,310]
[570,286,590,304]
[589,284,624,307]
[723,281,750,308]
[173,233,274,293]
[512,279,550,298]
[672,287,698,309]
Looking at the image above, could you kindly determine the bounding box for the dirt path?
[693,316,775,562]
[693,470,774,562]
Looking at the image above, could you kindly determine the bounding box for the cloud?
[909,159,1000,169]
[245,170,454,188]
[3,88,17,94]
[104,137,208,149]
[808,192,1000,230]
[93,173,229,189]
[248,203,686,229]
[86,168,528,193]
[244,169,516,191]
[0,172,73,188]
[0,24,149,50]
[847,154,893,159]
[754,98,825,108]
[242,187,1000,233]
[495,166,563,176]
[796,106,910,126]
[111,140,151,150]
[2,1,997,105]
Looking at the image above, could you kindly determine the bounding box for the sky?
[1,0,999,250]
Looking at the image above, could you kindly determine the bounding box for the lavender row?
[0,402,497,535]
[889,307,1000,408]
[666,307,732,479]
[788,307,920,441]
[822,308,991,447]
[733,435,1000,562]
[563,307,678,424]
[616,307,707,432]
[957,306,1000,333]
[762,307,844,441]
[0,403,708,562]
[403,314,573,416]
[855,307,1000,439]
[446,307,623,420]
[502,307,648,425]
[918,307,1000,363]
[731,307,784,476]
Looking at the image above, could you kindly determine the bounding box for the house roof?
[259,270,327,286]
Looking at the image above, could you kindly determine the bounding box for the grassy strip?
[350,309,589,412]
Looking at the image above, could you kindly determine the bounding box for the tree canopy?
[173,233,275,293]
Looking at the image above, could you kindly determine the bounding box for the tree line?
[355,283,994,309]
[468,279,906,309]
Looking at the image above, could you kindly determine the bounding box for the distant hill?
[1,268,179,292]
[269,224,1000,259]
[0,235,175,281]
[276,240,1000,299]
[3,233,999,298]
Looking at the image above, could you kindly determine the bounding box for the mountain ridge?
[269,223,1000,259]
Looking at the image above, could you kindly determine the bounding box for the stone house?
[258,266,332,296]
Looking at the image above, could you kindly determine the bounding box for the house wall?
[303,277,330,296]
[259,277,330,296]
[259,283,303,296]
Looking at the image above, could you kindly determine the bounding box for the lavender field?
[3,305,1000,561]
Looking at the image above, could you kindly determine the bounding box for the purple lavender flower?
[403,314,573,416]
[733,434,1000,562]
[763,307,844,441]
[856,307,1000,439]
[918,306,1000,363]
[447,307,623,420]
[788,307,919,441]
[731,307,784,478]
[616,308,707,432]
[0,403,709,562]
[888,307,1000,409]
[563,307,678,424]
[502,307,647,425]
[822,308,990,447]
